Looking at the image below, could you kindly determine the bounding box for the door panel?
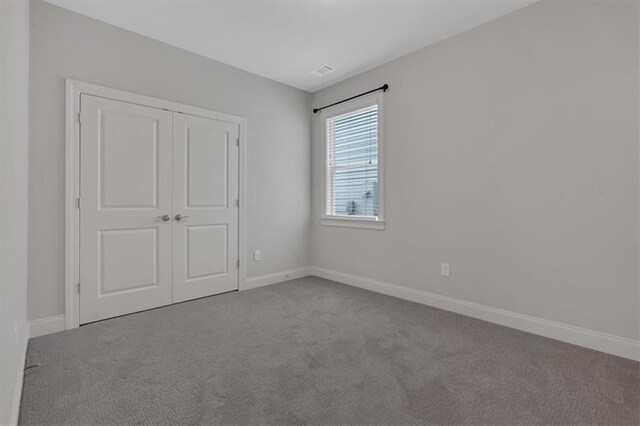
[100,110,159,209]
[80,95,173,324]
[186,224,228,279]
[173,113,239,302]
[100,228,159,294]
[186,125,228,208]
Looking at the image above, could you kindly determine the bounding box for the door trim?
[65,79,248,330]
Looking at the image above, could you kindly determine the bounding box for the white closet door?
[79,94,173,324]
[172,113,239,303]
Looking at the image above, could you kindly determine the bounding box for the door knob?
[175,214,190,222]
[156,214,171,222]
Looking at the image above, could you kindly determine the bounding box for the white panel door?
[79,94,173,324]
[172,113,239,302]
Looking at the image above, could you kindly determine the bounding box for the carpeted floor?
[20,277,639,425]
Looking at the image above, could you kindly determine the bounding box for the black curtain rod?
[312,84,389,114]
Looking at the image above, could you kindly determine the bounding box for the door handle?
[156,214,171,222]
[175,214,190,222]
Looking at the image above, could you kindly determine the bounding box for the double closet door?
[79,94,239,324]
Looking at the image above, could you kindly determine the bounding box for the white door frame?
[65,79,248,330]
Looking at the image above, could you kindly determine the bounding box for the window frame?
[320,92,385,230]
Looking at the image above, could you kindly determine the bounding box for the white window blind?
[326,104,379,218]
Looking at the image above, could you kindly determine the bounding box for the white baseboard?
[309,266,640,361]
[10,327,29,426]
[25,268,639,362]
[242,267,312,291]
[31,273,314,337]
[29,315,65,338]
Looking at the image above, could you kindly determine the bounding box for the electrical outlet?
[254,250,261,261]
[441,263,450,277]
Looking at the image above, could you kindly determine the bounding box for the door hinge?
[76,283,80,294]
[77,112,82,124]
[236,138,239,147]
[236,259,240,268]
[236,199,239,207]
[76,197,81,209]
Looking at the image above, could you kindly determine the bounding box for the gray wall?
[1,1,30,423]
[311,1,639,340]
[29,1,311,321]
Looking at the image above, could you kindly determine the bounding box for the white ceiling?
[45,0,538,92]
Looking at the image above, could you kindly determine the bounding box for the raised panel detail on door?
[186,225,227,280]
[100,111,158,209]
[80,94,173,324]
[173,113,239,302]
[100,228,158,294]
[187,126,228,208]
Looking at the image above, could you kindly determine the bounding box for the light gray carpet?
[20,277,639,425]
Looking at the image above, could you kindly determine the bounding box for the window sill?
[320,216,385,230]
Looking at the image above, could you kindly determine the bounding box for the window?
[321,93,384,229]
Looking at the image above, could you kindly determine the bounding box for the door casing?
[65,79,247,330]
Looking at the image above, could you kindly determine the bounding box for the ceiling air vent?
[311,64,335,77]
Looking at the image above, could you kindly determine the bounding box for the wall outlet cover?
[441,263,450,277]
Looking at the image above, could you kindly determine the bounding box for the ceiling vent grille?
[311,64,335,77]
